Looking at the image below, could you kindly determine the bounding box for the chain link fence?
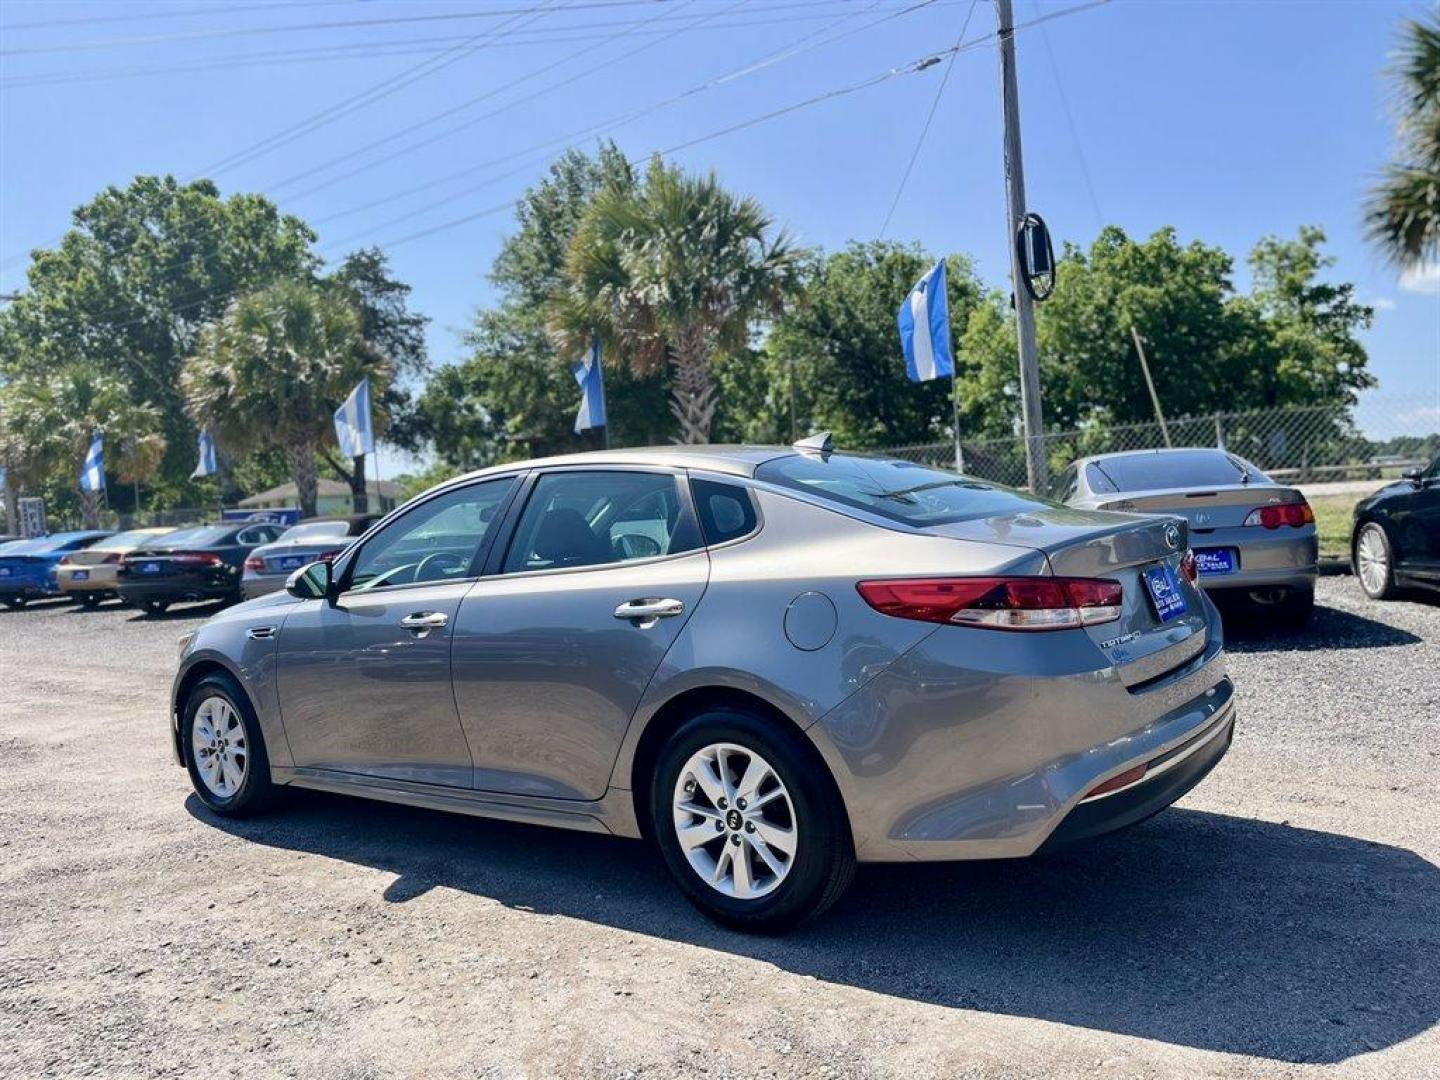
[879,397,1440,494]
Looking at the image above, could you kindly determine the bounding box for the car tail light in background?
[1180,549,1198,583]
[171,551,223,567]
[857,576,1124,630]
[1243,502,1315,529]
[58,555,74,566]
[101,552,121,564]
[316,549,342,564]
[244,556,265,572]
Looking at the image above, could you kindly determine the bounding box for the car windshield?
[755,453,1055,526]
[150,526,232,549]
[278,521,349,542]
[1089,450,1267,491]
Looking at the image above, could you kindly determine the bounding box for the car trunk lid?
[924,506,1209,687]
[1093,483,1306,534]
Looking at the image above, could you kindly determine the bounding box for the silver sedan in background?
[1055,447,1318,625]
[172,442,1233,932]
[240,515,380,599]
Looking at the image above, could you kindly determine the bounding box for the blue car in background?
[0,531,114,608]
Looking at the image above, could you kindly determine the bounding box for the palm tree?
[0,368,165,528]
[551,158,801,444]
[1367,13,1440,267]
[182,279,390,517]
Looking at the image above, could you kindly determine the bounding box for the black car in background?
[116,522,285,615]
[1352,453,1440,599]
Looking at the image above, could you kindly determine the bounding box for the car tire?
[649,707,855,934]
[2,596,24,610]
[141,599,169,616]
[79,593,103,609]
[182,673,276,817]
[1353,522,1398,600]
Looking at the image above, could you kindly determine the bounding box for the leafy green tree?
[960,226,1373,446]
[759,242,984,449]
[411,143,672,466]
[1367,13,1440,266]
[551,156,802,444]
[182,280,390,517]
[0,176,317,506]
[0,368,165,527]
[322,248,429,511]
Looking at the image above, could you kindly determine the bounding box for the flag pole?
[372,444,385,511]
[951,373,965,474]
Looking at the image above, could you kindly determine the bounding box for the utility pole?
[995,0,1047,492]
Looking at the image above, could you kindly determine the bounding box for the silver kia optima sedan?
[1055,448,1319,626]
[171,440,1234,932]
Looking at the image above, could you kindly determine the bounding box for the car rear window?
[1090,450,1267,491]
[279,521,349,542]
[151,526,232,548]
[754,453,1054,526]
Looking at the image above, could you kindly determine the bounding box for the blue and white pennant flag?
[79,433,105,493]
[897,260,954,383]
[333,377,376,458]
[192,428,218,479]
[571,337,606,434]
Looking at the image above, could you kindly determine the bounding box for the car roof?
[450,444,797,484]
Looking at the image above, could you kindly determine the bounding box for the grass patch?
[1308,495,1357,561]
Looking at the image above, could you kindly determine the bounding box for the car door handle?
[399,611,449,630]
[613,598,684,625]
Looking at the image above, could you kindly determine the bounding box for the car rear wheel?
[2,596,24,610]
[1354,522,1397,600]
[183,674,275,816]
[79,593,103,609]
[649,708,855,933]
[141,599,169,616]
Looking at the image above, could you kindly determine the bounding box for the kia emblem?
[1164,524,1181,550]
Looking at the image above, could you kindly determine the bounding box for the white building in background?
[237,478,402,516]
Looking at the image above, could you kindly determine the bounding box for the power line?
[0,0,899,56]
[266,0,722,197]
[0,1,352,33]
[878,0,978,238]
[1030,0,1104,227]
[3,5,941,90]
[186,2,561,180]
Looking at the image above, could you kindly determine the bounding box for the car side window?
[236,527,265,545]
[348,478,514,591]
[691,478,758,545]
[502,471,699,573]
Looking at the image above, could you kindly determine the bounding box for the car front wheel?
[182,674,275,816]
[1354,522,1397,600]
[650,708,855,933]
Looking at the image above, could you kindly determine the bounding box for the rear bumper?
[117,577,238,604]
[809,598,1233,863]
[56,567,119,593]
[1194,529,1317,593]
[1038,709,1234,851]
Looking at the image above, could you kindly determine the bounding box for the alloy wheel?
[1356,526,1389,596]
[192,696,248,799]
[671,742,797,900]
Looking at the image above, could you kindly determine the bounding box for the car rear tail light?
[101,552,121,564]
[1180,549,1198,584]
[172,551,223,567]
[244,556,264,572]
[58,555,73,565]
[856,576,1123,631]
[1243,502,1315,529]
[316,549,342,564]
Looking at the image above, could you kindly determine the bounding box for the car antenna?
[793,431,834,454]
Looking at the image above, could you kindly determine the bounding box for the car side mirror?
[286,560,333,601]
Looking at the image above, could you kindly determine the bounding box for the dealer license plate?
[1193,548,1237,576]
[1143,563,1189,623]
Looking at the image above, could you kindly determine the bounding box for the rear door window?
[755,453,1053,527]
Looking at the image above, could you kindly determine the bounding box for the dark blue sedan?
[0,531,114,608]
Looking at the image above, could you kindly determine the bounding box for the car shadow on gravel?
[1222,602,1421,652]
[121,600,231,623]
[190,794,1437,1065]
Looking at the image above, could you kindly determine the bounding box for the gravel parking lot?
[2,577,1437,1079]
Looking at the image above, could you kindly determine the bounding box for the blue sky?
[2,0,1438,443]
